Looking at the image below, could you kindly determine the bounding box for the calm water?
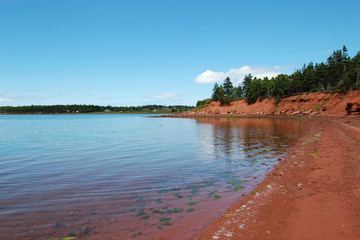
[0,114,305,239]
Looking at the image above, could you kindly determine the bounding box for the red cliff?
[186,89,360,116]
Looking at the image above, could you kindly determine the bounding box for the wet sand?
[196,116,360,240]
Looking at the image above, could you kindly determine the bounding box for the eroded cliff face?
[186,89,360,116]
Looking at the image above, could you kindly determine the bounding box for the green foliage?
[195,98,212,110]
[212,76,243,104]
[208,46,359,104]
[0,104,194,114]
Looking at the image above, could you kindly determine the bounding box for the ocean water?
[0,114,305,239]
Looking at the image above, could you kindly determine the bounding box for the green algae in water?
[186,201,198,205]
[137,209,146,216]
[54,221,64,228]
[160,217,171,222]
[214,195,221,200]
[208,190,218,198]
[80,226,91,234]
[188,208,195,212]
[228,180,237,185]
[171,208,183,213]
[151,208,166,214]
[158,189,168,194]
[234,186,245,191]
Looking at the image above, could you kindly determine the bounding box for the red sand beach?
[196,116,360,240]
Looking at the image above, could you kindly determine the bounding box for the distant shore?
[0,111,176,115]
[196,115,360,240]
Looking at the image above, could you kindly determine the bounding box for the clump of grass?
[312,105,321,112]
[186,201,198,205]
[309,148,319,159]
[306,137,318,142]
[163,221,173,226]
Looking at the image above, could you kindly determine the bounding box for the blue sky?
[1,0,359,106]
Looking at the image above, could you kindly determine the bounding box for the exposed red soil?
[182,89,360,117]
[196,116,360,240]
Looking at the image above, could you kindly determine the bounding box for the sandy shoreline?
[193,115,360,240]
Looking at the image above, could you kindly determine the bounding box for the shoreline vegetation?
[197,46,359,107]
[0,104,193,115]
[181,46,360,118]
[180,47,360,239]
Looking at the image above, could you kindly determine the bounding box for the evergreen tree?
[223,77,234,96]
[212,83,220,101]
[242,74,253,96]
[246,77,262,104]
[204,46,358,105]
[234,85,243,99]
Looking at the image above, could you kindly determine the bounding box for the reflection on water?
[197,117,303,160]
[0,115,305,240]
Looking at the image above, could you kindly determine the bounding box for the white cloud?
[0,97,13,103]
[194,70,227,84]
[194,66,284,84]
[146,93,184,99]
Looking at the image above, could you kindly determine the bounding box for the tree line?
[0,104,194,114]
[208,46,360,105]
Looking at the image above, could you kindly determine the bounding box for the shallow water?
[0,114,305,239]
